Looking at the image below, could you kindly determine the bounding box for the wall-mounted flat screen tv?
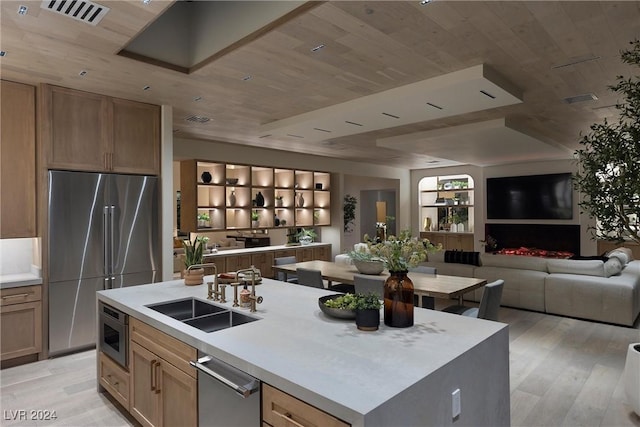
[487,173,573,220]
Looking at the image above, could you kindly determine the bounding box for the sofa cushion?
[473,266,547,312]
[606,247,633,265]
[444,250,481,266]
[480,253,549,272]
[547,259,605,277]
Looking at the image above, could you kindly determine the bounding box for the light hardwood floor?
[1,305,639,427]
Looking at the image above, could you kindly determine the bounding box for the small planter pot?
[183,268,204,286]
[356,309,380,331]
[624,343,640,416]
[299,236,312,245]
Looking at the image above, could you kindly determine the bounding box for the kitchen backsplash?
[0,237,41,275]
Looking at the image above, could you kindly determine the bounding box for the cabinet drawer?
[129,318,197,378]
[99,351,130,409]
[0,285,41,306]
[262,383,350,427]
[0,300,42,360]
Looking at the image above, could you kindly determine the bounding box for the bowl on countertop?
[318,294,356,320]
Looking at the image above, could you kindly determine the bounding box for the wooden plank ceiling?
[1,1,639,168]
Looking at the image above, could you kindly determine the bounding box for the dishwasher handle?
[190,356,259,398]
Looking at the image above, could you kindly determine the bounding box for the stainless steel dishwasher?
[190,352,261,426]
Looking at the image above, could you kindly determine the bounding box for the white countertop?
[98,277,508,426]
[0,268,42,289]
[201,242,329,258]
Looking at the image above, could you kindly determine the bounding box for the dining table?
[272,260,487,309]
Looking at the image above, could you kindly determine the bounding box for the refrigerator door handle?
[103,206,110,289]
[110,205,116,288]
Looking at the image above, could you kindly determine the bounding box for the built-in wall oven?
[98,302,128,368]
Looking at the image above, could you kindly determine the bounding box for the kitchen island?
[97,277,509,427]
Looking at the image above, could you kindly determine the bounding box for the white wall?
[0,238,40,276]
[173,137,410,258]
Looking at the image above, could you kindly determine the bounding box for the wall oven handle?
[190,356,256,398]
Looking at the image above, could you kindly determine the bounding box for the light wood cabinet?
[1,80,36,238]
[180,160,331,233]
[111,98,160,175]
[313,245,331,261]
[225,254,252,272]
[262,383,350,427]
[99,351,130,409]
[129,318,196,427]
[41,84,160,175]
[0,285,42,361]
[296,247,314,262]
[252,252,275,278]
[420,232,474,251]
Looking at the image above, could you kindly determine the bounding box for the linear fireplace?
[484,224,581,255]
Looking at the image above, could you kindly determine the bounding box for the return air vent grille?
[563,93,598,104]
[41,0,110,26]
[185,115,211,124]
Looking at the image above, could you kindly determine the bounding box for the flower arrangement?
[366,229,440,272]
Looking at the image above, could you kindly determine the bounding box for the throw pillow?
[444,250,481,266]
[603,257,623,277]
[606,247,632,265]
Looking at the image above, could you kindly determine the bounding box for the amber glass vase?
[384,271,414,328]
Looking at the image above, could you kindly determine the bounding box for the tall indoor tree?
[574,40,640,245]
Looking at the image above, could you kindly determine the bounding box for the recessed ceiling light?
[0,51,6,57]
[79,70,88,76]
[143,85,151,91]
[480,90,496,99]
[193,96,202,101]
[311,44,325,52]
[242,75,252,81]
[18,5,28,15]
[420,0,431,5]
[142,0,151,4]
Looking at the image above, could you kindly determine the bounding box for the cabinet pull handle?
[154,361,161,394]
[150,359,157,391]
[274,410,305,427]
[1,293,30,300]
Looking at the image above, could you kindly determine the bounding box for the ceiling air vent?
[185,115,210,124]
[563,93,598,104]
[41,0,110,26]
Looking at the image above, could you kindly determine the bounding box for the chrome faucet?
[236,266,263,312]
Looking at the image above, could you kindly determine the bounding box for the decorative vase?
[423,217,432,231]
[457,222,464,232]
[384,271,414,328]
[450,223,458,232]
[183,268,204,286]
[299,236,312,245]
[297,193,305,208]
[252,220,260,228]
[274,215,280,226]
[353,259,384,275]
[256,191,265,207]
[228,190,236,207]
[201,171,212,184]
[624,343,640,416]
[356,309,380,331]
[276,198,283,207]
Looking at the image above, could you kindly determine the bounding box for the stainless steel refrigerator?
[48,170,160,355]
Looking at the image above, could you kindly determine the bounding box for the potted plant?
[251,211,260,228]
[354,293,382,331]
[343,194,357,233]
[348,246,385,275]
[182,236,206,285]
[297,228,317,245]
[197,212,210,228]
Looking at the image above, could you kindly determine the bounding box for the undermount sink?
[146,298,259,332]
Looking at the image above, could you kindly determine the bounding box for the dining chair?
[442,279,504,321]
[274,256,298,283]
[295,268,325,289]
[409,266,437,307]
[353,274,385,299]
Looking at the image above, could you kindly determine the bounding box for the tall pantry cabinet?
[1,80,36,238]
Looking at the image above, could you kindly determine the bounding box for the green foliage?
[354,293,382,310]
[366,230,441,272]
[251,211,259,221]
[343,194,358,232]
[182,236,206,268]
[297,228,317,240]
[573,40,640,245]
[197,212,210,221]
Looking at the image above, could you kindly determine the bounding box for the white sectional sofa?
[422,248,640,326]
